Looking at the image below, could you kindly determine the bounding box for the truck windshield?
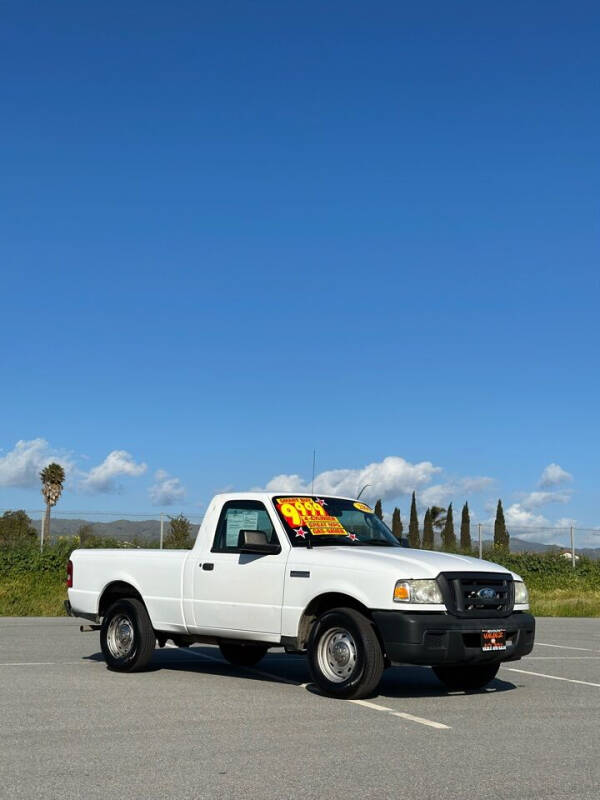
[272,496,401,547]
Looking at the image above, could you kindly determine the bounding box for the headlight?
[514,581,529,605]
[393,579,443,604]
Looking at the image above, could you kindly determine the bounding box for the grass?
[0,573,67,616]
[529,588,600,617]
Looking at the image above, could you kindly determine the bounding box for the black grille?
[437,572,514,618]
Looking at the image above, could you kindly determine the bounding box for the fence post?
[40,515,45,553]
[570,525,575,568]
[160,513,164,549]
[478,523,482,559]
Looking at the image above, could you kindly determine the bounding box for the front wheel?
[219,643,268,667]
[308,607,384,699]
[433,663,500,691]
[100,598,155,672]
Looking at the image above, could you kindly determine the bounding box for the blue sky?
[1,3,598,542]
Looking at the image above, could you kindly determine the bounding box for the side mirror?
[400,537,410,548]
[238,530,281,555]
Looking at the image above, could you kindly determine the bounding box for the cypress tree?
[374,499,383,520]
[441,502,456,550]
[408,491,420,548]
[460,502,471,551]
[494,499,509,549]
[391,507,403,542]
[422,508,434,550]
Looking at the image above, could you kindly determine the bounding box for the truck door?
[192,499,287,637]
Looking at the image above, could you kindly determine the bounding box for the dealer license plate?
[481,629,506,651]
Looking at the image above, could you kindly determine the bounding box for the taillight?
[67,559,73,588]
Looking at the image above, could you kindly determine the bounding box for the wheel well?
[98,581,144,619]
[297,592,374,650]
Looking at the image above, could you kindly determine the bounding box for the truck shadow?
[83,646,517,698]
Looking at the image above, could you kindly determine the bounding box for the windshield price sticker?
[275,497,349,536]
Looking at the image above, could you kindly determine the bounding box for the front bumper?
[372,610,535,666]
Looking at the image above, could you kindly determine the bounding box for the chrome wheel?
[317,626,358,683]
[106,614,135,659]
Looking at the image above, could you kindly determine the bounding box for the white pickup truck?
[67,493,535,698]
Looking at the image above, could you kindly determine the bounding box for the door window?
[212,500,279,553]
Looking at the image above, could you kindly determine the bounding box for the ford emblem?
[477,587,497,601]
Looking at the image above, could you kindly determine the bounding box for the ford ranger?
[66,493,535,698]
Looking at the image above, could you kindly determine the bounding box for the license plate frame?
[481,629,506,652]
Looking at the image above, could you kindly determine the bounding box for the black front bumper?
[373,610,535,666]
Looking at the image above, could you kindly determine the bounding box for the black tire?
[219,642,268,667]
[307,607,384,699]
[100,598,155,672]
[433,662,500,691]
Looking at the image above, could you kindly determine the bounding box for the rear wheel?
[219,642,268,667]
[308,607,384,699]
[100,598,155,672]
[433,663,500,691]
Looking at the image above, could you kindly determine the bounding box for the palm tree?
[430,506,447,535]
[40,463,65,546]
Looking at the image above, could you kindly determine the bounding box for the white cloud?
[264,455,455,506]
[264,456,441,503]
[0,438,74,488]
[519,490,572,510]
[148,470,185,506]
[504,503,549,529]
[420,476,493,507]
[80,450,147,493]
[539,463,572,488]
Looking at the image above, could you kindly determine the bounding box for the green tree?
[374,499,383,520]
[39,462,66,546]
[0,510,37,548]
[422,508,434,550]
[164,514,193,549]
[391,507,403,542]
[441,503,456,550]
[408,491,420,548]
[460,502,471,551]
[494,499,509,550]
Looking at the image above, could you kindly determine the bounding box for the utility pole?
[478,523,482,559]
[160,513,164,550]
[570,525,575,568]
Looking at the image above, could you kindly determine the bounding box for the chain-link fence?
[453,524,600,564]
[3,509,599,561]
[2,509,205,550]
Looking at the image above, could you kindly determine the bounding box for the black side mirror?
[238,530,281,555]
[400,536,410,548]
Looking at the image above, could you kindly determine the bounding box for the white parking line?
[503,667,600,688]
[168,645,450,729]
[536,642,600,653]
[390,711,451,730]
[525,657,600,660]
[350,699,393,712]
[0,661,95,666]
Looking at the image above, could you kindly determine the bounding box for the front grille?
[437,572,514,618]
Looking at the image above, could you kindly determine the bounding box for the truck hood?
[291,546,520,581]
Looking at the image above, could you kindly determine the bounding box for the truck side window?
[212,500,279,553]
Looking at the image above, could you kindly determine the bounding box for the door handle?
[202,562,214,571]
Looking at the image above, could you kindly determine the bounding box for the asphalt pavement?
[1,616,599,800]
